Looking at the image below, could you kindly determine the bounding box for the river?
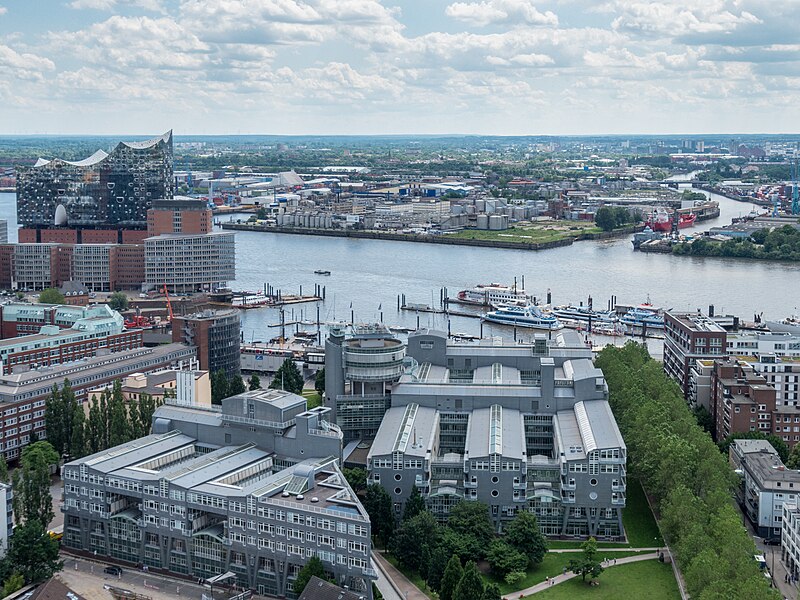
[0,190,795,345]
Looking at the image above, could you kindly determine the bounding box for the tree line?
[46,378,165,461]
[595,343,779,599]
[362,484,549,598]
[673,225,800,261]
[594,206,642,232]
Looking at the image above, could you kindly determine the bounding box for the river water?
[0,189,796,344]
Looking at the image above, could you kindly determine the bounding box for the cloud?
[445,0,558,27]
[608,1,762,36]
[69,0,164,10]
[0,6,7,16]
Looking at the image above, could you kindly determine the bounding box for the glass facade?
[16,131,173,228]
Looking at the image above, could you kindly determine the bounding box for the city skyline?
[0,0,799,136]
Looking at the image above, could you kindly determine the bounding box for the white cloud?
[69,0,164,11]
[445,0,558,27]
[609,1,762,36]
[0,6,7,16]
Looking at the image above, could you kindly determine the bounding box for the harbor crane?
[792,153,799,215]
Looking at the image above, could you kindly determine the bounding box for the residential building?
[0,482,11,557]
[324,325,406,443]
[87,361,210,408]
[730,439,800,540]
[298,576,363,600]
[62,390,374,598]
[712,359,776,442]
[364,329,626,538]
[172,309,240,377]
[782,503,800,581]
[664,311,727,400]
[144,232,235,293]
[147,197,212,235]
[0,302,108,338]
[16,131,173,230]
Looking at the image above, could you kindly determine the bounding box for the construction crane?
[162,284,174,322]
[792,154,799,215]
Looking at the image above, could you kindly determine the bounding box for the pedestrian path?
[548,547,661,553]
[373,551,431,600]
[502,552,660,599]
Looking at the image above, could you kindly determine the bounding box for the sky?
[0,0,799,136]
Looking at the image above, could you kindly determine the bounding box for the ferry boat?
[619,307,664,330]
[645,208,696,232]
[550,304,618,324]
[482,304,564,331]
[457,283,528,306]
[232,292,270,308]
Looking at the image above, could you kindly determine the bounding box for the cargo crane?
[792,154,799,215]
[163,284,174,322]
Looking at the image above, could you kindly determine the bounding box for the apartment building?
[144,232,235,293]
[62,390,374,598]
[364,329,626,539]
[172,309,240,377]
[664,311,727,400]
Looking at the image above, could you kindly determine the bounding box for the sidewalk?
[548,547,660,553]
[373,551,430,600]
[502,554,658,599]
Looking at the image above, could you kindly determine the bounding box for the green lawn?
[483,551,650,595]
[448,223,598,245]
[622,479,663,548]
[301,390,322,409]
[528,559,679,600]
[547,540,631,550]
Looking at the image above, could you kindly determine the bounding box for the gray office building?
[61,389,375,599]
[325,324,406,443]
[366,329,626,539]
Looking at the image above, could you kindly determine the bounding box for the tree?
[486,540,527,577]
[38,288,64,304]
[60,380,77,457]
[133,392,157,439]
[270,359,304,395]
[392,511,440,573]
[567,537,604,583]
[439,554,463,600]
[108,291,129,312]
[446,501,494,561]
[788,443,800,470]
[453,561,485,600]
[343,467,367,494]
[293,556,325,594]
[315,368,325,396]
[4,519,61,584]
[363,484,395,550]
[248,374,261,391]
[2,572,24,596]
[44,385,65,458]
[69,401,87,460]
[12,442,58,526]
[693,405,713,434]
[594,207,616,231]
[108,380,131,447]
[427,545,450,592]
[482,582,502,600]
[211,370,229,404]
[505,510,547,566]
[229,374,247,396]
[0,454,8,484]
[403,485,426,521]
[87,392,106,454]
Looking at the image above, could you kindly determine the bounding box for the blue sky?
[0,0,798,135]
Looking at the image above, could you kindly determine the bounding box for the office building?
[364,329,626,538]
[87,361,210,408]
[324,325,406,443]
[298,576,364,600]
[172,309,240,377]
[16,131,173,230]
[730,439,800,540]
[0,483,11,557]
[62,390,375,598]
[144,232,235,293]
[664,311,727,401]
[0,302,108,338]
[782,503,800,581]
[147,198,212,236]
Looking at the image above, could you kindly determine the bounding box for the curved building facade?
[16,131,174,229]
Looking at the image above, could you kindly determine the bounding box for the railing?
[266,497,367,522]
[221,414,294,430]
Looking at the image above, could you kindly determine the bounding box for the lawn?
[483,550,650,595]
[448,222,600,245]
[301,390,322,408]
[547,540,631,550]
[622,479,663,548]
[528,559,680,600]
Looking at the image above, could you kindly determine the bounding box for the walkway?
[502,552,660,599]
[373,551,430,600]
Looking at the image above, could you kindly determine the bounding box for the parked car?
[103,566,123,576]
[763,537,781,546]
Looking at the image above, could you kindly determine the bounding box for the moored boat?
[482,303,564,330]
[457,283,528,306]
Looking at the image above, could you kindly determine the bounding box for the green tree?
[486,540,527,577]
[505,510,547,566]
[12,442,59,526]
[426,546,451,592]
[594,206,616,231]
[248,374,261,391]
[108,291,129,312]
[567,537,604,583]
[69,401,86,460]
[446,501,494,561]
[693,405,713,434]
[315,367,325,396]
[38,288,65,304]
[0,454,8,484]
[343,467,367,494]
[44,384,65,457]
[363,484,395,550]
[2,572,24,596]
[270,359,304,394]
[787,443,800,470]
[439,554,463,600]
[60,380,77,457]
[293,556,325,594]
[211,369,229,404]
[108,381,131,447]
[453,561,484,600]
[134,392,157,438]
[402,485,426,521]
[482,582,502,600]
[392,511,440,572]
[229,374,247,396]
[86,392,106,454]
[5,519,61,584]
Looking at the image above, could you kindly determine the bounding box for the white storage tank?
[477,214,490,230]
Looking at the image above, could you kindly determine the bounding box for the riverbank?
[220,222,644,251]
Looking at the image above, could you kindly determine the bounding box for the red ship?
[645,208,696,232]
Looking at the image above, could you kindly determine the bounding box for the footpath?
[500,551,660,599]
